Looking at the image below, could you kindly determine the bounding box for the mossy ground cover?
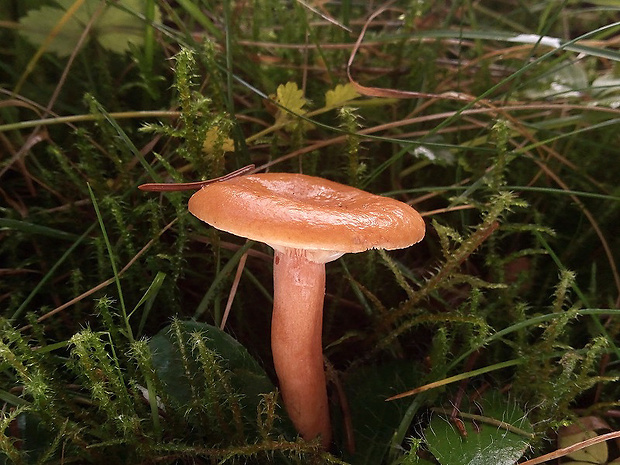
[1,1,619,463]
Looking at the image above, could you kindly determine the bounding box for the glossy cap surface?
[188,173,425,258]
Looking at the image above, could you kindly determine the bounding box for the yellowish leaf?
[558,429,608,464]
[274,82,307,124]
[203,126,234,154]
[325,83,360,107]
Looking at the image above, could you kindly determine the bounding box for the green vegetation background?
[1,1,619,463]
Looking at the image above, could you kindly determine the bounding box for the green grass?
[1,0,619,463]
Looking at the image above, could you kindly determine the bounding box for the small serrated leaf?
[274,82,307,124]
[18,0,161,57]
[325,83,360,107]
[19,3,85,57]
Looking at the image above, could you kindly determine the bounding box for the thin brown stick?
[420,204,476,217]
[295,0,352,32]
[138,164,256,191]
[220,249,249,330]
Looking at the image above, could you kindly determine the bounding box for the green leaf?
[325,83,360,108]
[100,0,160,54]
[129,271,166,319]
[130,271,166,337]
[274,82,307,124]
[148,320,275,419]
[18,0,161,57]
[424,392,533,465]
[19,3,83,57]
[589,72,620,108]
[559,429,608,464]
[521,60,589,100]
[0,218,79,241]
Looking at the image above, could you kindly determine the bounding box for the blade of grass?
[220,249,248,330]
[87,99,160,182]
[222,0,250,165]
[175,0,221,38]
[129,270,167,335]
[0,218,80,241]
[377,26,620,62]
[87,183,133,343]
[0,110,179,133]
[0,389,30,407]
[10,223,95,322]
[340,260,373,316]
[130,272,167,317]
[143,0,155,75]
[25,219,177,330]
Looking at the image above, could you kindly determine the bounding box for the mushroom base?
[271,248,331,449]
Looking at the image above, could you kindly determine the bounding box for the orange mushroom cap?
[188,173,425,260]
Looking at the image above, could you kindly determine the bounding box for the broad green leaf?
[19,0,161,57]
[95,0,160,54]
[425,392,533,465]
[149,321,274,419]
[325,83,360,108]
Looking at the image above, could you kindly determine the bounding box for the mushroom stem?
[271,248,331,448]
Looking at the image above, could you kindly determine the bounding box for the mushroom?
[187,172,425,449]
